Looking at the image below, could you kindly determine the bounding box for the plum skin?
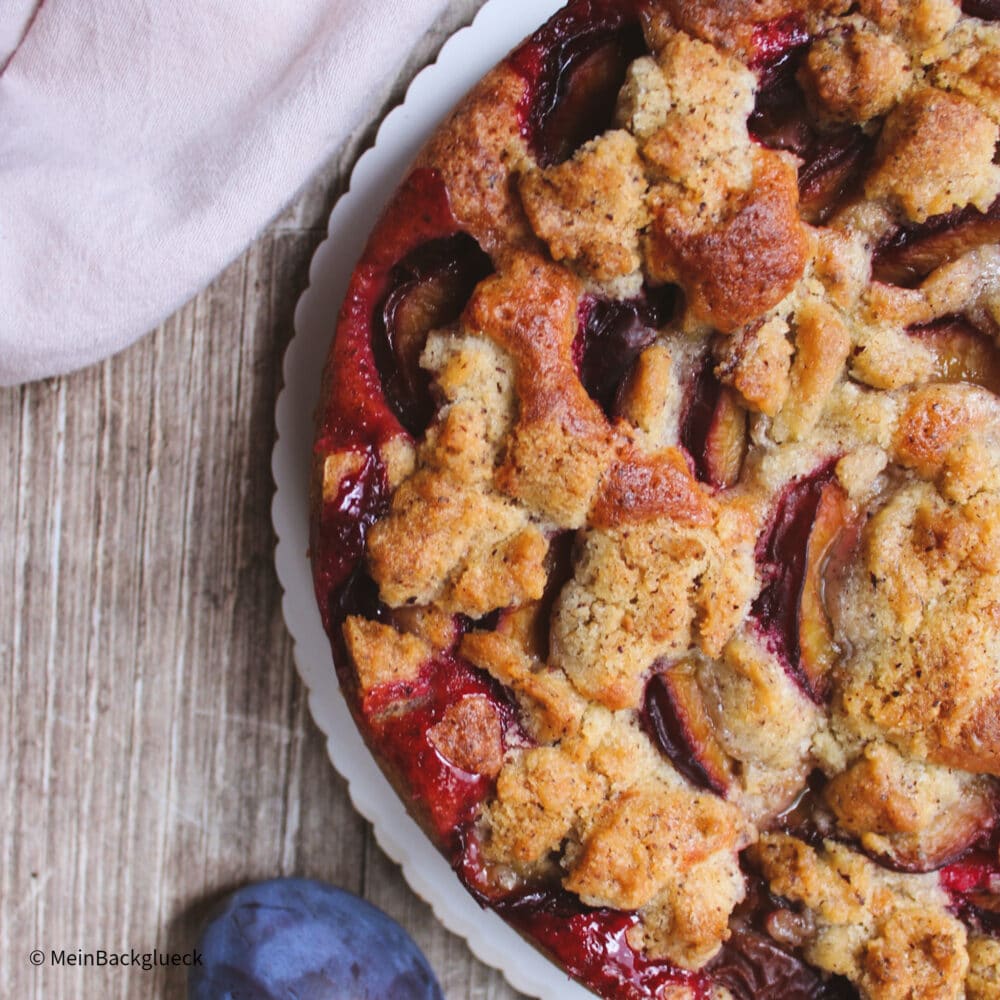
[188,878,444,1000]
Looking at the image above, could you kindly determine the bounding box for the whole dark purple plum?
[189,878,444,1000]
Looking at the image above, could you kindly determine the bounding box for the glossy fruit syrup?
[363,648,524,848]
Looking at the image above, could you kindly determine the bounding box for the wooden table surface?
[1,4,527,996]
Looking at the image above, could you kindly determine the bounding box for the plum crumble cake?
[310,1,1000,996]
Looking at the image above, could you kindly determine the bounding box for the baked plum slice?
[314,460,391,634]
[796,131,873,224]
[702,389,748,489]
[575,286,676,415]
[909,316,1000,395]
[374,233,493,437]
[963,0,1000,19]
[873,197,1000,287]
[643,663,733,794]
[796,482,853,702]
[751,465,855,701]
[710,928,855,1000]
[748,22,874,224]
[509,0,646,165]
[681,356,748,489]
[708,869,857,1000]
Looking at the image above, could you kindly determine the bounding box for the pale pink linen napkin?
[0,0,449,385]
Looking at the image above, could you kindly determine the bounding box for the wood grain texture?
[0,4,527,997]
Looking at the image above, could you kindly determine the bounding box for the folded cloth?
[0,0,449,386]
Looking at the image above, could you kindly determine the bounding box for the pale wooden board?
[0,4,525,996]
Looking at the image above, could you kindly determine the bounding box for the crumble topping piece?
[772,297,852,442]
[417,67,534,254]
[387,604,461,652]
[563,782,737,909]
[617,343,684,446]
[589,447,715,529]
[343,617,431,696]
[866,88,1000,223]
[366,330,550,616]
[646,147,808,332]
[967,938,1000,1000]
[835,445,889,501]
[464,253,617,527]
[426,695,505,778]
[484,744,606,870]
[823,741,998,869]
[812,227,870,311]
[800,21,912,124]
[932,31,1000,124]
[519,130,648,292]
[619,33,755,214]
[321,450,366,503]
[645,0,831,59]
[565,782,746,969]
[856,0,959,49]
[482,708,670,872]
[891,382,1000,482]
[859,909,968,1000]
[695,503,761,655]
[824,382,903,453]
[420,330,516,435]
[752,835,968,999]
[379,435,417,489]
[367,458,548,616]
[483,705,750,968]
[706,632,821,804]
[714,315,794,416]
[550,502,757,710]
[460,627,588,743]
[832,476,1000,775]
[628,847,746,971]
[849,322,935,391]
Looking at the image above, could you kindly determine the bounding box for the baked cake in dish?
[310,1,1000,996]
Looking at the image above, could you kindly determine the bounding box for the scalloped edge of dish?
[271,2,594,997]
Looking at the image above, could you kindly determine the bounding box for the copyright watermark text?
[29,948,202,971]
